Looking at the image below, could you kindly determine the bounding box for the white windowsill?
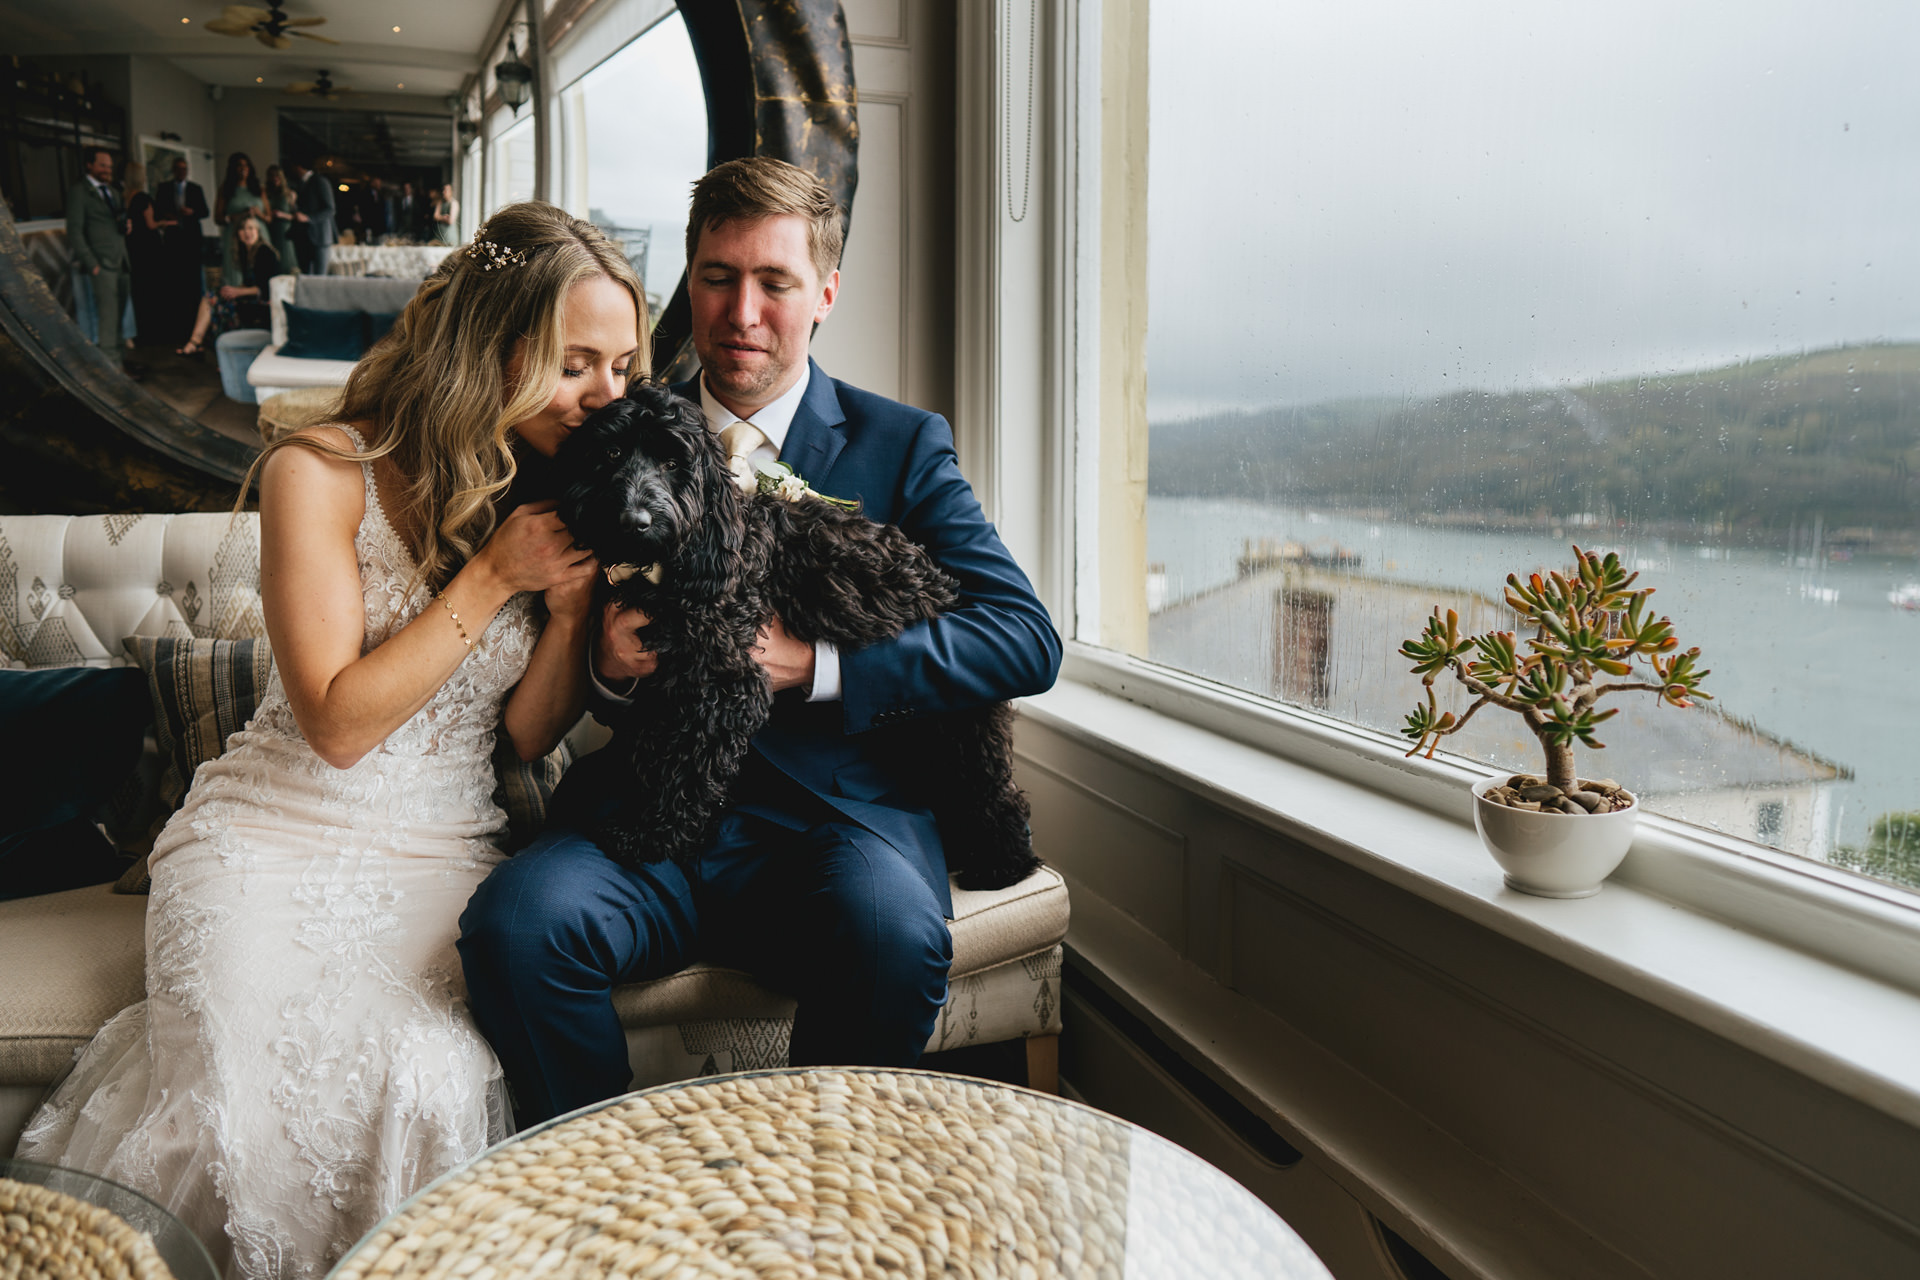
[1022,644,1920,1129]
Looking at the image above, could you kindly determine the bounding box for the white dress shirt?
[591,366,844,704]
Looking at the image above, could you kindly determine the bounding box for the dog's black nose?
[619,509,652,531]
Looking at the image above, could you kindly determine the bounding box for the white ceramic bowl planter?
[1472,775,1639,898]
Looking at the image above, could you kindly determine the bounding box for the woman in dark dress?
[213,151,267,288]
[123,161,176,348]
[177,211,281,355]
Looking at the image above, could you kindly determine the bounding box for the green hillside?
[1149,344,1920,537]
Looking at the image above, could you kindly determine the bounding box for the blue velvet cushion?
[366,311,400,347]
[280,302,369,361]
[0,667,151,900]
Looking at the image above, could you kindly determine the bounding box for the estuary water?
[1147,495,1920,856]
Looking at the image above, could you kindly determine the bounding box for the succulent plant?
[1399,545,1711,799]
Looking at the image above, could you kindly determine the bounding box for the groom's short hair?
[686,157,844,280]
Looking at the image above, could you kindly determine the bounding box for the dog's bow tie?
[605,562,663,586]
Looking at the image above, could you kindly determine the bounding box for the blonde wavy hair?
[243,201,650,591]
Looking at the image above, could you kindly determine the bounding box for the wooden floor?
[128,342,263,448]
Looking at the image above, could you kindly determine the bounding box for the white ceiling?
[2,0,511,99]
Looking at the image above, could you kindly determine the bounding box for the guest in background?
[365,177,392,243]
[395,181,420,242]
[123,161,173,350]
[214,152,266,286]
[65,146,130,370]
[154,158,208,344]
[290,159,337,274]
[262,164,297,267]
[430,183,459,246]
[176,211,280,356]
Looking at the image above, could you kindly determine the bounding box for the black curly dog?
[552,383,1039,891]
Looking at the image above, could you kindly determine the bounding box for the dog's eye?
[663,459,677,470]
[604,446,622,463]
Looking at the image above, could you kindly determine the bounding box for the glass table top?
[0,1157,219,1280]
[330,1067,1333,1280]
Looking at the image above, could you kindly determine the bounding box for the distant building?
[1148,549,1850,856]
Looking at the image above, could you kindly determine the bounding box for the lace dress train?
[18,430,539,1280]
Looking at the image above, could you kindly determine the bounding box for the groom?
[459,157,1062,1126]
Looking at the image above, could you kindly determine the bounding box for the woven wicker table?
[329,1068,1330,1280]
[256,386,343,444]
[0,1158,219,1280]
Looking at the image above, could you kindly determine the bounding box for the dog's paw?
[952,848,1044,892]
[590,821,667,869]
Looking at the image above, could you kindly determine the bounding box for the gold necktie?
[718,419,769,492]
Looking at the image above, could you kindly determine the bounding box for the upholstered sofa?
[0,513,1067,1151]
[244,275,426,400]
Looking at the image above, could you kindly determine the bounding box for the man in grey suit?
[65,147,129,369]
[290,160,336,275]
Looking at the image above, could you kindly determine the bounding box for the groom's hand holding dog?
[460,157,1062,1130]
[598,603,815,693]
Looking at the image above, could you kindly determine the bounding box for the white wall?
[127,57,215,159]
[209,90,281,188]
[807,0,958,423]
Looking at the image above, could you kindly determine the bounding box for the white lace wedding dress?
[18,430,539,1280]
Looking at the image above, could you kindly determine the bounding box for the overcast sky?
[577,14,707,300]
[1145,0,1920,419]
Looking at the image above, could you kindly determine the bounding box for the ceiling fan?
[286,69,350,101]
[205,4,338,50]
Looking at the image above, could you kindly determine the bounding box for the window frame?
[954,0,1920,1005]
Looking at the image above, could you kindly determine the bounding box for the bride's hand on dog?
[478,501,596,599]
[597,601,658,682]
[541,556,599,622]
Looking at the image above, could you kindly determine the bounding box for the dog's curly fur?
[552,384,1039,890]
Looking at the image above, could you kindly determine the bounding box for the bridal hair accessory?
[466,226,528,271]
[753,460,858,510]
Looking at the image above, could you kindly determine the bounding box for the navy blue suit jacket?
[559,361,1062,915]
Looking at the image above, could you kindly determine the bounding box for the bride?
[18,203,648,1279]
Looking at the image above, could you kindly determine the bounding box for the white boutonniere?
[753,460,859,510]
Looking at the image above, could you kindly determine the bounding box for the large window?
[560,12,708,320]
[1142,1,1920,889]
[486,114,535,217]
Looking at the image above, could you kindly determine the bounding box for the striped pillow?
[122,635,274,811]
[120,634,573,874]
[491,732,574,853]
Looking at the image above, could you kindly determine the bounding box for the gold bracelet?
[436,591,473,650]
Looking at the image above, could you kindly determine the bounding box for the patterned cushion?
[114,633,570,880]
[491,733,575,853]
[122,635,273,812]
[0,513,266,670]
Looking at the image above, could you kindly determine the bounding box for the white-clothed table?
[323,245,457,279]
